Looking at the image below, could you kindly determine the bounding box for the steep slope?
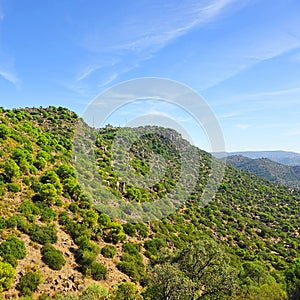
[225,155,300,189]
[0,106,299,299]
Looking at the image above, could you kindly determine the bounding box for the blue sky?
[0,0,300,152]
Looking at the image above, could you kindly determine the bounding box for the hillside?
[225,155,300,189]
[213,150,300,166]
[0,106,300,299]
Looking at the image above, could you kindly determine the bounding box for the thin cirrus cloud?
[0,68,21,88]
[202,34,300,93]
[74,0,240,88]
[110,0,238,54]
[288,129,300,136]
[0,5,21,88]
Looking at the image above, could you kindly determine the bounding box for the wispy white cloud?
[202,16,300,91]
[98,73,119,88]
[71,0,240,92]
[240,87,300,99]
[214,86,300,109]
[0,70,21,87]
[107,0,239,55]
[219,111,242,119]
[236,123,250,130]
[75,64,103,82]
[288,129,300,136]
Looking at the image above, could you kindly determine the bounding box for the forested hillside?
[0,106,300,299]
[225,155,300,189]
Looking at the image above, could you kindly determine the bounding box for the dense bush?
[90,262,107,280]
[0,261,16,292]
[81,283,108,299]
[0,124,10,140]
[0,236,26,260]
[29,223,57,244]
[117,243,145,282]
[101,245,117,258]
[3,159,20,181]
[7,182,20,193]
[41,244,66,270]
[16,270,43,296]
[122,223,136,236]
[110,282,142,300]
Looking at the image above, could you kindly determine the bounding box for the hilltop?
[0,106,299,299]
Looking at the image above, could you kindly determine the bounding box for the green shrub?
[3,159,20,181]
[117,261,145,282]
[40,206,56,222]
[19,200,40,221]
[0,236,26,260]
[81,283,108,299]
[0,261,16,292]
[29,223,57,244]
[7,183,20,193]
[41,244,66,270]
[101,245,117,258]
[110,282,142,300]
[16,270,43,296]
[1,254,18,268]
[90,262,107,280]
[123,242,140,255]
[0,124,10,140]
[122,223,136,237]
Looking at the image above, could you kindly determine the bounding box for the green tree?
[101,245,117,258]
[110,282,142,300]
[144,263,194,300]
[41,244,66,270]
[146,239,237,299]
[0,124,10,140]
[16,270,43,296]
[38,183,59,204]
[40,170,62,194]
[0,260,16,292]
[3,159,20,181]
[285,258,300,297]
[82,210,98,227]
[90,262,107,280]
[0,236,26,260]
[81,283,108,300]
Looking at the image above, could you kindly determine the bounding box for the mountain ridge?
[212,150,300,166]
[225,155,300,189]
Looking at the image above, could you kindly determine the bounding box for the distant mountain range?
[224,155,300,189]
[212,150,300,166]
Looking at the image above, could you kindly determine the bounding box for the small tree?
[110,282,142,300]
[17,270,43,296]
[0,236,26,260]
[38,183,59,204]
[101,245,117,258]
[41,244,66,270]
[0,124,10,140]
[0,260,16,292]
[3,159,20,181]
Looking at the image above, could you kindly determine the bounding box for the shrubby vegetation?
[0,260,15,292]
[0,106,299,299]
[41,243,66,270]
[16,270,43,296]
